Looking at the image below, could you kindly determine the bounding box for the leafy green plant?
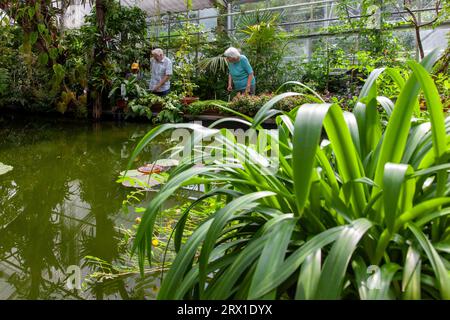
[0,22,58,110]
[228,93,312,116]
[156,93,184,123]
[83,195,224,298]
[234,10,290,93]
[228,93,272,116]
[127,91,183,123]
[434,72,450,110]
[109,76,146,101]
[172,20,204,98]
[194,18,231,101]
[0,68,9,97]
[184,100,229,115]
[126,51,450,300]
[127,91,164,120]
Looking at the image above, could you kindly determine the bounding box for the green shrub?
[228,93,314,116]
[127,53,450,299]
[127,92,164,119]
[184,100,229,115]
[127,92,184,123]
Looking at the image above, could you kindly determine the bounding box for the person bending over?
[224,47,256,95]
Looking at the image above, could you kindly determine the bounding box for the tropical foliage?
[126,51,450,299]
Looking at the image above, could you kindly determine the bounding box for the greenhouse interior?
[0,0,449,301]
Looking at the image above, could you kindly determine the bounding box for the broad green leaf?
[250,225,345,297]
[30,31,38,45]
[373,50,441,206]
[292,104,366,215]
[38,23,46,34]
[248,216,296,299]
[396,197,450,227]
[169,242,244,299]
[49,47,59,60]
[28,7,35,19]
[38,52,48,65]
[296,249,321,299]
[315,218,373,299]
[253,92,301,128]
[434,241,450,254]
[157,220,213,299]
[198,191,276,297]
[205,236,268,299]
[402,122,431,164]
[358,68,385,100]
[343,111,361,156]
[355,68,384,158]
[407,61,447,197]
[376,96,394,117]
[213,103,254,123]
[383,163,413,232]
[293,103,331,215]
[52,63,65,79]
[408,223,450,299]
[132,165,220,274]
[402,245,421,300]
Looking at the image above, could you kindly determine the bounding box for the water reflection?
[0,116,170,299]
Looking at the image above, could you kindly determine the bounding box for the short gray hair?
[224,47,241,58]
[151,48,164,56]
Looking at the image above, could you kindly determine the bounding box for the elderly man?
[224,47,256,95]
[149,48,173,97]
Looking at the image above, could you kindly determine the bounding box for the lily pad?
[121,174,168,190]
[0,162,13,176]
[119,169,141,178]
[154,159,179,167]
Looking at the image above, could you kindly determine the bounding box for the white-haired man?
[224,47,256,95]
[150,48,173,96]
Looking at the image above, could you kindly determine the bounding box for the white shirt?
[150,57,173,92]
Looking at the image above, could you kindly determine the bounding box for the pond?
[0,114,174,299]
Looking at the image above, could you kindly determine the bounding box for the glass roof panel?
[120,0,223,15]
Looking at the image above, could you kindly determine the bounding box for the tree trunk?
[415,25,425,60]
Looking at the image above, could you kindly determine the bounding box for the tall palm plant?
[126,51,450,300]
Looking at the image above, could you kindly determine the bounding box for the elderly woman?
[149,48,173,97]
[224,47,256,95]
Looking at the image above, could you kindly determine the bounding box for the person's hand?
[227,84,233,92]
[244,86,250,95]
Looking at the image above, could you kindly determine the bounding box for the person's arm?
[227,74,233,92]
[245,73,254,94]
[242,56,254,94]
[153,75,171,92]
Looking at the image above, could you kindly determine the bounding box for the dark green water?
[0,115,171,299]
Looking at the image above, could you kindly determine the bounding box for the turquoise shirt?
[227,55,256,90]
